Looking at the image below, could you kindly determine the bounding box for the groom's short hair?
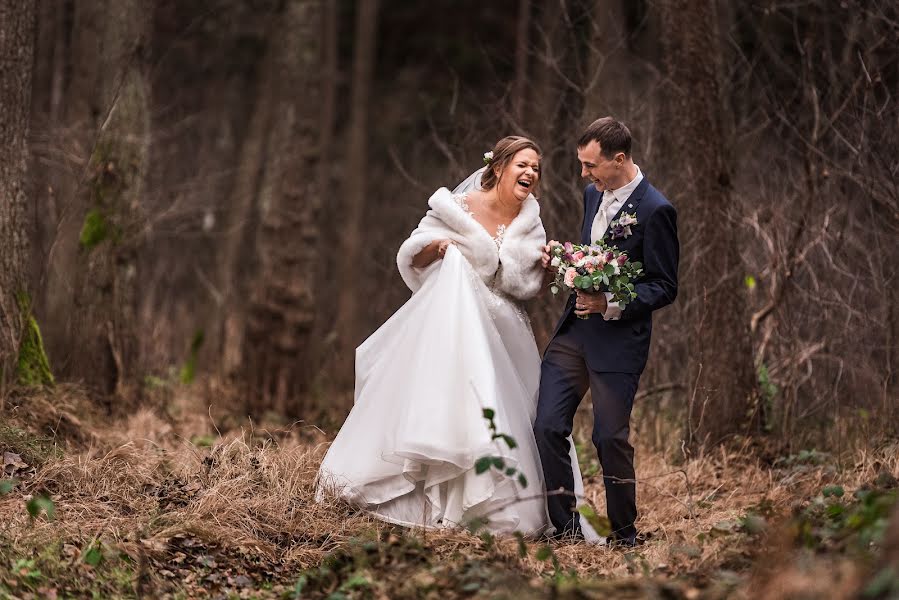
[578,117,632,159]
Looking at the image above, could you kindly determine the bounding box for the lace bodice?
[453,192,506,249]
[451,193,530,331]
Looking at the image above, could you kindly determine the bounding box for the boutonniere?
[607,212,638,240]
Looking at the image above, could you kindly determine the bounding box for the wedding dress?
[316,175,599,539]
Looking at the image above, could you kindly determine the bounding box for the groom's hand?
[575,290,607,317]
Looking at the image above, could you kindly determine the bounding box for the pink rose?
[605,250,615,263]
[617,253,629,266]
[563,268,577,288]
[564,242,574,254]
[585,262,595,274]
[572,251,585,262]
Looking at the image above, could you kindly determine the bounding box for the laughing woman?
[315,136,596,539]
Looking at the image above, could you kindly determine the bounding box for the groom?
[535,117,679,545]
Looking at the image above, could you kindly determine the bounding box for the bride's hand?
[436,239,454,258]
[541,242,555,271]
[412,239,455,268]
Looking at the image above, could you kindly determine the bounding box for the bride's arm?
[411,239,453,268]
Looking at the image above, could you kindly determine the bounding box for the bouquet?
[548,241,643,318]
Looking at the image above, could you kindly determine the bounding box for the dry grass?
[0,384,896,599]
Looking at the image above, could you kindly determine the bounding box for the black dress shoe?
[543,527,585,543]
[607,533,640,549]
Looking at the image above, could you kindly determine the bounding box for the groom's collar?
[603,166,643,204]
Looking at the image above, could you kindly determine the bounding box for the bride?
[316,136,597,539]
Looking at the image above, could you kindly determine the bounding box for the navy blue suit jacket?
[550,177,679,374]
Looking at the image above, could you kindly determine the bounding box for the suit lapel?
[581,189,601,244]
[603,178,649,244]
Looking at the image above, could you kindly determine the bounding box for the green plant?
[10,558,42,587]
[25,495,55,521]
[475,408,527,488]
[794,486,897,554]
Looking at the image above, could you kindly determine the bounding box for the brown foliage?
[0,385,896,597]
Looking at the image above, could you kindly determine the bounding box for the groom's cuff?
[602,293,622,321]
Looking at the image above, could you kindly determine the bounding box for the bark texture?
[241,0,325,415]
[336,0,380,355]
[659,0,757,446]
[0,0,37,383]
[69,0,151,397]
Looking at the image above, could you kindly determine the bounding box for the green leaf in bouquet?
[491,457,506,470]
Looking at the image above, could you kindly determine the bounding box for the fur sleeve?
[396,212,444,293]
[495,197,547,300]
[396,189,475,293]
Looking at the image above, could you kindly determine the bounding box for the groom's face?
[577,140,621,192]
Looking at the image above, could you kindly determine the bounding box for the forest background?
[0,0,897,598]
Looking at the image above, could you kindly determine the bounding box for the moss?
[15,293,54,388]
[178,329,205,384]
[0,425,61,466]
[79,141,129,251]
[79,207,111,250]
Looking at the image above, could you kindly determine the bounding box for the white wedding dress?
[316,186,598,539]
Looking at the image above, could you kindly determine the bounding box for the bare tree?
[659,0,757,446]
[0,0,37,385]
[513,0,531,122]
[336,0,381,356]
[241,0,326,415]
[68,0,152,397]
[728,0,899,446]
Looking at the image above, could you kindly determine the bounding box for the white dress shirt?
[588,166,643,321]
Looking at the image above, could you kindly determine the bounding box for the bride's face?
[496,148,541,202]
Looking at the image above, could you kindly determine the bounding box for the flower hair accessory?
[483,151,494,165]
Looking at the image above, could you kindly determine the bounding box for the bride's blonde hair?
[480,136,542,192]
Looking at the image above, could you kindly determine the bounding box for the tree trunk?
[513,0,531,122]
[215,59,273,381]
[658,0,757,446]
[241,0,325,416]
[69,0,151,398]
[335,0,380,360]
[0,0,37,385]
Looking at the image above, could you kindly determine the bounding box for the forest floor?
[0,383,897,599]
